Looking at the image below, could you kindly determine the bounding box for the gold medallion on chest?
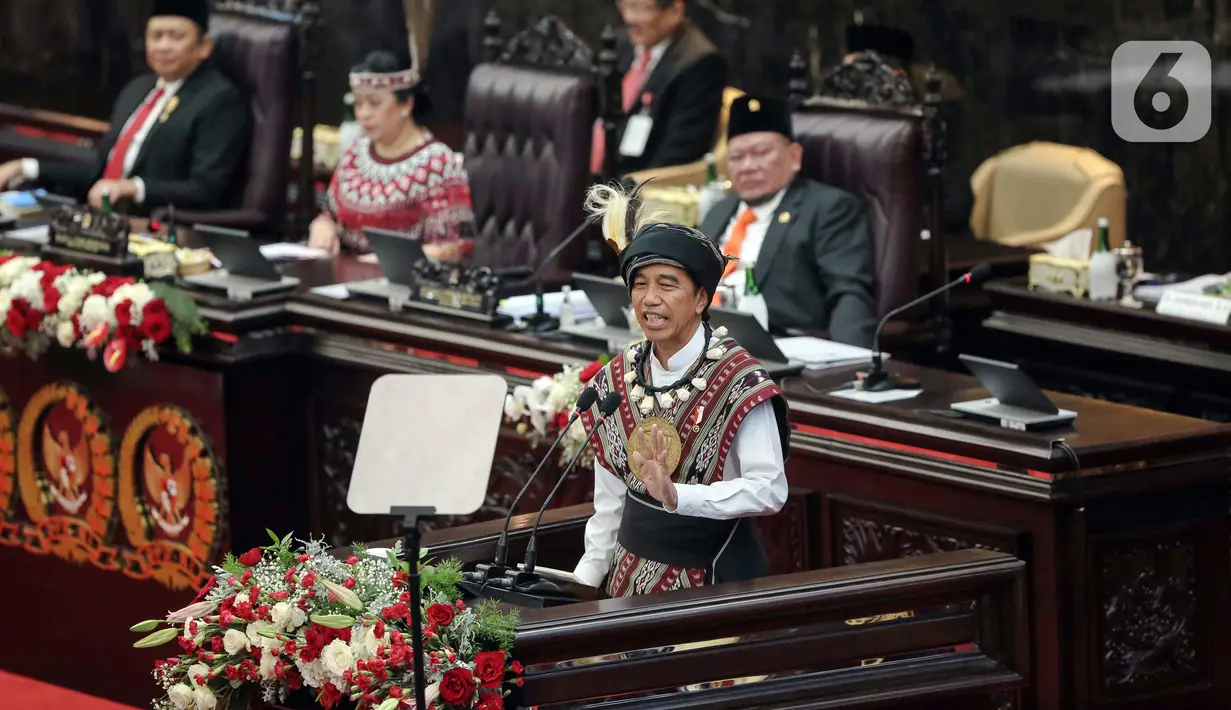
[627,416,684,481]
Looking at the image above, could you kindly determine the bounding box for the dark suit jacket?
[614,22,726,174]
[38,63,252,215]
[700,178,878,347]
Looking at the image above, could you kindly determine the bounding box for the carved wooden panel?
[828,495,1019,567]
[1097,538,1199,693]
[758,490,812,574]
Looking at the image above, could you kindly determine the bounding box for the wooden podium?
[307,508,1030,710]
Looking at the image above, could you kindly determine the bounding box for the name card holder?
[1156,290,1231,326]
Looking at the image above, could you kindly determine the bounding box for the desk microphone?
[860,263,993,392]
[517,392,622,592]
[479,386,599,583]
[523,214,601,332]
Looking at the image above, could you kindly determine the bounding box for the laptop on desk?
[709,308,804,378]
[344,227,427,302]
[559,273,641,349]
[182,224,299,297]
[950,354,1076,430]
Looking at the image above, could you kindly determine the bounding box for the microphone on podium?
[859,263,993,392]
[516,392,623,594]
[469,386,599,584]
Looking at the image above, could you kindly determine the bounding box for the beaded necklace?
[624,323,730,415]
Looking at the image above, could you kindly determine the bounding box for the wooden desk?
[0,258,1225,710]
[979,277,1231,420]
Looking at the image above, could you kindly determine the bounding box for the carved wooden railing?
[358,507,1028,709]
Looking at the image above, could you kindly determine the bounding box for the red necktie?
[103,86,165,181]
[591,51,656,173]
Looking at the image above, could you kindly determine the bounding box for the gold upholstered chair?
[969,141,1127,252]
[624,86,745,188]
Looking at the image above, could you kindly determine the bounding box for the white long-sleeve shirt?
[573,322,788,588]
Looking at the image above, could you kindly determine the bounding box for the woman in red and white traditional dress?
[308,51,475,261]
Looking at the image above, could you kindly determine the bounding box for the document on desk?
[2,224,49,244]
[498,291,597,322]
[773,336,882,370]
[309,284,351,300]
[517,563,584,586]
[259,242,330,261]
[829,388,923,404]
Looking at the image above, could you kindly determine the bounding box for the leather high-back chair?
[155,7,300,236]
[463,17,598,285]
[793,104,924,317]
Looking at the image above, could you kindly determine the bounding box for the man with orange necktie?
[0,0,251,215]
[591,0,726,176]
[699,96,877,347]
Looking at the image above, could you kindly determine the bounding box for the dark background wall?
[0,0,1227,274]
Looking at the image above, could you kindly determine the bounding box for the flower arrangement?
[131,532,522,710]
[0,254,206,371]
[503,358,606,469]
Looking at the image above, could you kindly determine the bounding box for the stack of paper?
[497,291,598,322]
[259,242,330,261]
[773,336,882,370]
[1133,273,1230,304]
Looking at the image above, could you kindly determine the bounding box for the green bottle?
[745,264,759,295]
[1096,217,1110,252]
[705,152,717,184]
[100,189,113,214]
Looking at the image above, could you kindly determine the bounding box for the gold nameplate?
[627,416,683,481]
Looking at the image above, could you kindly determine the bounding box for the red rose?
[91,276,135,298]
[142,309,172,343]
[438,667,477,706]
[42,286,60,315]
[318,683,342,709]
[6,300,28,338]
[114,300,133,326]
[579,359,603,383]
[238,548,262,566]
[477,692,504,710]
[426,603,455,627]
[473,650,506,688]
[24,307,42,332]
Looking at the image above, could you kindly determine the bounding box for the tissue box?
[1028,253,1089,297]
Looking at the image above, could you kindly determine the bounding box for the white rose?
[531,376,553,394]
[56,320,76,348]
[10,270,44,310]
[565,417,586,442]
[234,592,249,606]
[271,602,306,632]
[259,650,278,680]
[193,685,217,710]
[349,625,379,660]
[320,638,355,678]
[167,684,195,710]
[80,294,114,331]
[245,620,272,649]
[186,663,210,682]
[222,628,249,656]
[0,256,36,288]
[58,290,84,318]
[547,384,568,412]
[0,293,11,317]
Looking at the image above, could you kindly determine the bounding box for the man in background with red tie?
[0,0,251,215]
[592,0,726,176]
[698,96,877,347]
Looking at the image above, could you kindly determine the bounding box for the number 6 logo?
[1111,41,1211,143]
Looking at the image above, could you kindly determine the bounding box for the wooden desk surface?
[186,257,1231,481]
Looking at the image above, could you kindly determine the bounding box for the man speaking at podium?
[0,0,251,214]
[573,182,790,598]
